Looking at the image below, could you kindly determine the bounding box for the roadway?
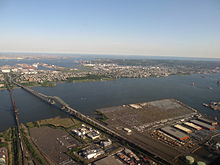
[4,74,25,165]
[13,81,172,165]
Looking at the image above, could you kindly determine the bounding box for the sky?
[0,0,219,58]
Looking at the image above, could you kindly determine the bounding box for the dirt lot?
[30,126,79,165]
[97,99,195,128]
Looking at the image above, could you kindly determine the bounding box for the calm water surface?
[0,73,220,131]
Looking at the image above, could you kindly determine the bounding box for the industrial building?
[184,122,202,130]
[72,126,101,140]
[190,120,215,130]
[100,139,112,147]
[87,131,100,140]
[80,148,104,159]
[161,126,190,141]
[174,124,192,134]
[198,118,218,126]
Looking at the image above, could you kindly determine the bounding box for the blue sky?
[0,0,219,57]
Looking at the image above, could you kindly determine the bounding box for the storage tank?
[185,156,195,164]
[197,161,206,165]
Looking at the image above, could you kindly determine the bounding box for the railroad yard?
[97,99,220,165]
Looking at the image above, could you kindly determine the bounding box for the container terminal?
[97,99,220,165]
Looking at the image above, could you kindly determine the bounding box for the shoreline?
[1,72,220,91]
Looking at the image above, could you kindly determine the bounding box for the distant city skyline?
[0,0,219,58]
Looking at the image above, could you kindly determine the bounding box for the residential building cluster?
[85,63,174,78]
[2,59,220,87]
[0,74,4,88]
[0,63,88,84]
[16,70,81,84]
[83,59,220,79]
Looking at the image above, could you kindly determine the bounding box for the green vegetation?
[21,81,56,87]
[95,111,108,121]
[33,121,40,128]
[67,74,112,82]
[11,128,20,165]
[0,129,13,165]
[0,142,7,148]
[0,129,11,141]
[3,74,14,90]
[37,117,79,128]
[0,81,5,89]
[21,82,39,87]
[67,150,87,165]
[41,81,56,87]
[26,122,36,129]
[21,127,47,165]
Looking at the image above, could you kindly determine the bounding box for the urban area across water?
[0,54,220,165]
[0,0,220,165]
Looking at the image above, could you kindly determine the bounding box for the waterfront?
[0,73,220,131]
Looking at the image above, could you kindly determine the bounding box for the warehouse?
[174,124,192,134]
[198,118,218,126]
[184,122,202,130]
[190,120,215,130]
[161,126,190,141]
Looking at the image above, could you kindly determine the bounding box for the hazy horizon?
[1,51,220,61]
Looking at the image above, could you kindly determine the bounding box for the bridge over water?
[13,81,121,135]
[13,81,171,165]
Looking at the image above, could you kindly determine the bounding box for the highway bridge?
[4,74,25,165]
[8,89,25,165]
[13,81,171,165]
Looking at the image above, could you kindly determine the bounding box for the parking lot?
[30,126,79,165]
